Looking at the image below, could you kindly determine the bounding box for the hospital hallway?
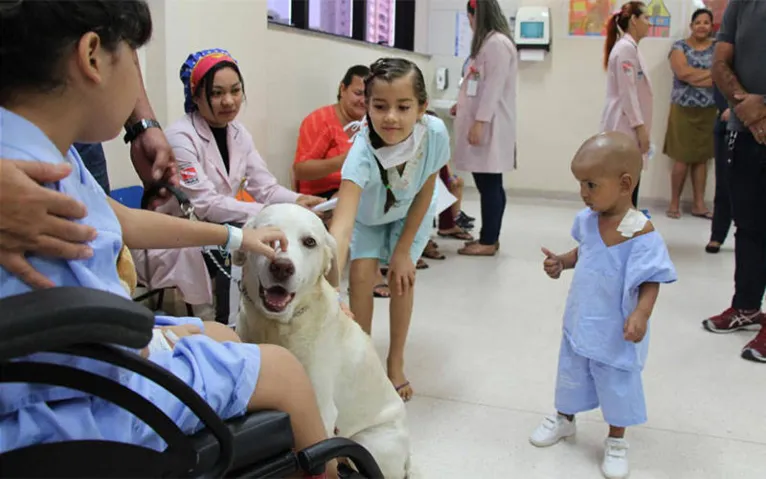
[355,193,766,478]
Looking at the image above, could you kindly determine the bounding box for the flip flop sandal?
[373,283,390,298]
[395,381,412,402]
[665,210,681,219]
[422,248,446,260]
[416,259,429,269]
[437,229,474,241]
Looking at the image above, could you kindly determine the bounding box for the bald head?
[571,132,643,180]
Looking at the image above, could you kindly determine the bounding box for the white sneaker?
[601,437,630,478]
[529,415,576,447]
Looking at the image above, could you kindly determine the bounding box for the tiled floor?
[360,196,765,478]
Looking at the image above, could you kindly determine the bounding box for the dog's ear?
[323,231,340,288]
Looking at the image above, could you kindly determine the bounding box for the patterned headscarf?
[179,48,238,113]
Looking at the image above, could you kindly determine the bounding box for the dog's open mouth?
[258,285,296,313]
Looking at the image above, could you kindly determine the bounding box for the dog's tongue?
[264,287,291,308]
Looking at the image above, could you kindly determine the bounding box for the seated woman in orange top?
[293,65,369,199]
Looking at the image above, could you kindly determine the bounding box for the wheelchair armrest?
[0,287,154,362]
[298,437,384,478]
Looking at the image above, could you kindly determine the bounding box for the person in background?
[664,8,716,220]
[158,48,324,323]
[293,65,370,200]
[74,143,111,194]
[705,83,732,253]
[600,1,652,208]
[292,65,393,298]
[452,0,518,257]
[702,0,766,363]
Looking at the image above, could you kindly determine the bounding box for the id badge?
[466,79,478,97]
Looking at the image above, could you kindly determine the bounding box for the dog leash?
[141,182,236,283]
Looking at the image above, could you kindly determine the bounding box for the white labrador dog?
[234,203,412,478]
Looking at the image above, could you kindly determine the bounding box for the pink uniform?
[600,34,654,167]
[134,111,300,305]
[453,32,518,173]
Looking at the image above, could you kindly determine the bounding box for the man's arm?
[125,56,157,126]
[712,42,746,103]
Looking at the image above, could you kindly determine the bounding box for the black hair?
[364,57,428,214]
[691,8,713,24]
[337,64,370,101]
[0,0,153,104]
[193,61,245,113]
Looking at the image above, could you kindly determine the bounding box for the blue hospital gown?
[341,115,451,263]
[0,108,260,453]
[563,208,678,372]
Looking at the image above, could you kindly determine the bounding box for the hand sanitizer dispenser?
[514,6,551,62]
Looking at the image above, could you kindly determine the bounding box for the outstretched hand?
[541,247,564,279]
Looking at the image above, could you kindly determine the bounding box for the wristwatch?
[123,118,162,144]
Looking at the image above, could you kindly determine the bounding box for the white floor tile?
[362,196,765,478]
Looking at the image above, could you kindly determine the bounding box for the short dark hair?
[194,61,246,112]
[0,0,153,104]
[691,8,713,24]
[337,64,370,101]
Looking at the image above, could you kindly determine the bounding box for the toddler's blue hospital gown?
[555,208,677,427]
[0,108,260,453]
[342,114,451,263]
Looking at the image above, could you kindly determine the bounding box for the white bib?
[369,120,427,170]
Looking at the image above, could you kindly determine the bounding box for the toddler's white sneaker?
[601,437,630,479]
[529,415,576,447]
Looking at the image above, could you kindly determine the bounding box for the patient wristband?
[223,224,244,252]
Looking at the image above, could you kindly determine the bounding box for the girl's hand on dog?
[388,251,415,296]
[242,226,288,260]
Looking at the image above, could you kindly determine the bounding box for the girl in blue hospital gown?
[330,58,450,403]
[0,2,333,472]
[529,132,677,479]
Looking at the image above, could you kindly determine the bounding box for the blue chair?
[110,185,192,316]
[109,185,144,209]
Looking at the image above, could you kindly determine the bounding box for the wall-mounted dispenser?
[513,6,551,62]
[436,67,449,91]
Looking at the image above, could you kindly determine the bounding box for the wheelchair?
[0,287,383,478]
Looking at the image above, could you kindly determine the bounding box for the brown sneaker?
[702,308,764,334]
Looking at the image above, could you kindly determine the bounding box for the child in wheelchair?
[0,2,336,476]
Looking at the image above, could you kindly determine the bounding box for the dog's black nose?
[269,258,295,281]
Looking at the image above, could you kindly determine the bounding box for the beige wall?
[106,0,712,205]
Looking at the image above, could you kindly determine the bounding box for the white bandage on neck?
[617,208,649,238]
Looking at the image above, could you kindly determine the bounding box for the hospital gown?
[554,208,677,427]
[341,115,451,264]
[0,108,260,453]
